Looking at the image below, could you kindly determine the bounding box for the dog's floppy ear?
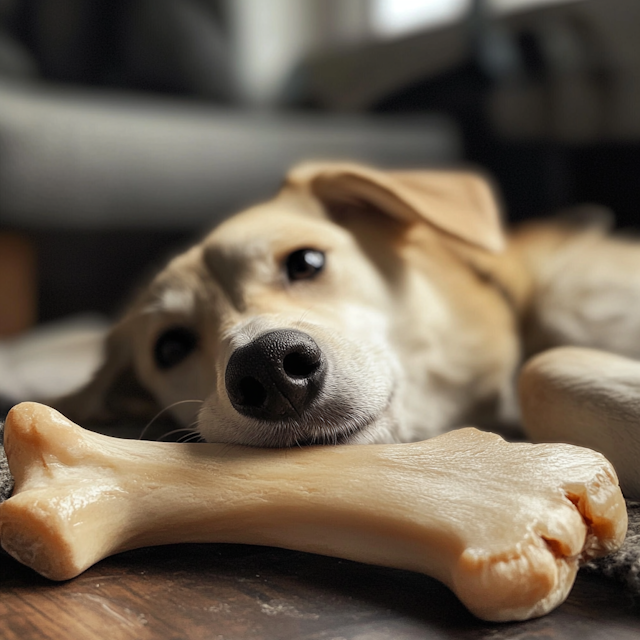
[52,319,159,425]
[287,162,505,252]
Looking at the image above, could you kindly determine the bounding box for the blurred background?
[0,0,639,400]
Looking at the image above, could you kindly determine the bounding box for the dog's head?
[56,162,523,446]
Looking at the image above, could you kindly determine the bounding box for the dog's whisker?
[138,399,204,441]
[178,432,205,444]
[157,428,198,442]
[295,311,311,327]
[291,305,319,331]
[185,418,200,432]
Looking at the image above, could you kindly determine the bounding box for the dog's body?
[55,162,640,447]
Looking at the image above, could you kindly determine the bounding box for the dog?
[52,161,640,447]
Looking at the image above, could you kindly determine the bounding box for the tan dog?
[54,162,640,447]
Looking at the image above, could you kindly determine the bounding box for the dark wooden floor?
[1,543,638,640]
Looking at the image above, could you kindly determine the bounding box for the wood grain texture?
[1,543,638,640]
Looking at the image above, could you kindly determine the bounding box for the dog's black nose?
[225,329,325,421]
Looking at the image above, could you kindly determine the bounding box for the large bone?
[520,346,640,500]
[0,402,627,622]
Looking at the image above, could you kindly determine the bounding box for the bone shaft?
[113,448,455,581]
[2,427,453,582]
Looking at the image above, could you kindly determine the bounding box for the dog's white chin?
[196,392,399,448]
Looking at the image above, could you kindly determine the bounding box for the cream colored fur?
[53,163,640,448]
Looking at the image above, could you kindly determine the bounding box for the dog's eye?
[154,327,198,369]
[286,249,325,281]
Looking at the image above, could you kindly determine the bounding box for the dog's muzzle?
[225,329,326,422]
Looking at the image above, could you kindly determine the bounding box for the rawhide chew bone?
[0,402,627,622]
[520,346,640,500]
